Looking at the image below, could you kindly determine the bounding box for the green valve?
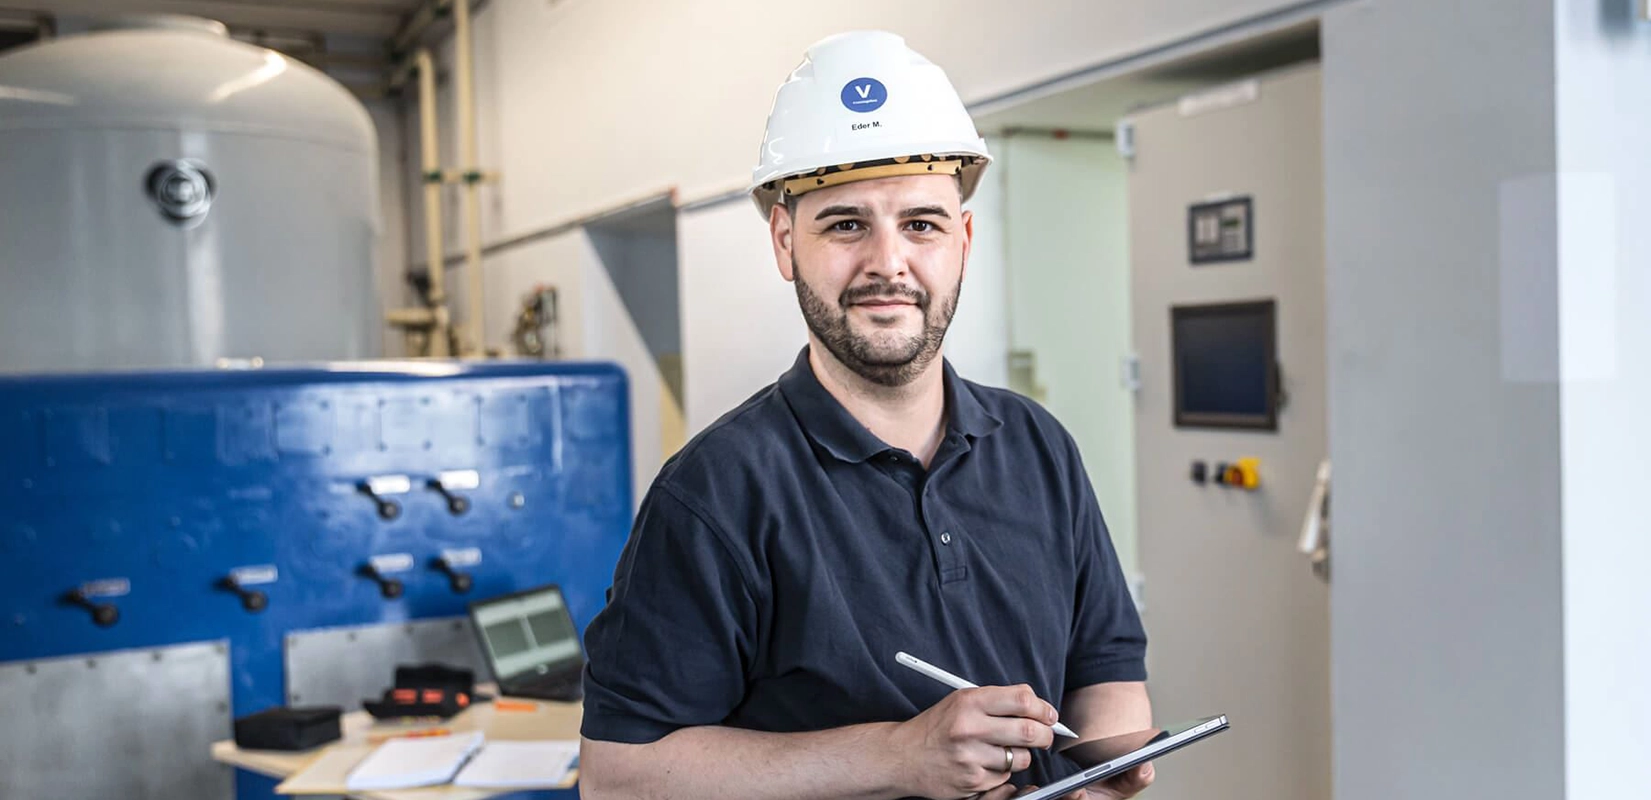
[423,171,443,184]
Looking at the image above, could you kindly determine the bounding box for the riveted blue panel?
[0,361,632,800]
[274,398,333,457]
[42,406,110,468]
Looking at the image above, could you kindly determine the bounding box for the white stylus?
[895,651,1079,738]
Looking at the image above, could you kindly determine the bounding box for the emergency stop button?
[1220,457,1261,490]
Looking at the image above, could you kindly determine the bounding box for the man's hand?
[1035,762,1155,800]
[1087,762,1154,799]
[888,684,1060,799]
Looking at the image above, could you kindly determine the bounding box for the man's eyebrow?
[814,204,871,220]
[899,205,952,219]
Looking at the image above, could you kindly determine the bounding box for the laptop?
[468,583,586,702]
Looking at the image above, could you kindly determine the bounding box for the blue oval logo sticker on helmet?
[841,77,887,113]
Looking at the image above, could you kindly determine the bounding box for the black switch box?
[233,705,343,751]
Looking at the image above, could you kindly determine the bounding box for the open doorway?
[584,196,687,458]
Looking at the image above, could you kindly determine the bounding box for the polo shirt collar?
[777,346,1002,464]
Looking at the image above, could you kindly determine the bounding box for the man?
[579,31,1153,800]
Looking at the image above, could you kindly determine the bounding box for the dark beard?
[793,255,960,387]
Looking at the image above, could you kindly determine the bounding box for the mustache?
[840,282,927,307]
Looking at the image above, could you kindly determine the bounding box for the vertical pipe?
[416,47,451,357]
[453,0,485,355]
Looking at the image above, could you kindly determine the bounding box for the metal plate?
[285,616,491,708]
[0,640,233,800]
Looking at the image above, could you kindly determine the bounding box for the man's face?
[770,174,973,387]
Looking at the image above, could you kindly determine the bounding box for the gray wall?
[1326,1,1651,798]
[1324,0,1564,797]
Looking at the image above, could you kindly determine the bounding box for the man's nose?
[860,226,908,280]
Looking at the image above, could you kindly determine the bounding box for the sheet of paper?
[275,744,372,795]
[344,730,486,791]
[453,740,580,789]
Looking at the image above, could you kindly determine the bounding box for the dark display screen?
[1172,300,1277,430]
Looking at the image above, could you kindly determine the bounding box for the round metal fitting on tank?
[0,15,383,372]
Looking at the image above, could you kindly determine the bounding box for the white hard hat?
[748,30,991,217]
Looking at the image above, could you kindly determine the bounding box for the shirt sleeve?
[1064,446,1149,691]
[580,481,761,744]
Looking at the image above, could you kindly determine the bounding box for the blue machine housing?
[0,361,633,799]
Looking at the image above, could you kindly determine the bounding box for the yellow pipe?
[415,47,452,357]
[453,0,485,355]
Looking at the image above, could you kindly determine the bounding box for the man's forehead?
[795,173,962,215]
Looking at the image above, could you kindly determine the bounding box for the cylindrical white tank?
[0,15,381,372]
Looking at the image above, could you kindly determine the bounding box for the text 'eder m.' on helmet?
[748,30,992,218]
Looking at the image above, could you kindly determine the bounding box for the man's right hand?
[887,684,1060,799]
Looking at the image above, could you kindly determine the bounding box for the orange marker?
[368,727,451,744]
[494,699,536,712]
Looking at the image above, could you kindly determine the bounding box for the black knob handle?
[91,603,119,627]
[427,480,470,516]
[358,564,404,599]
[449,571,473,593]
[432,558,473,594]
[65,589,119,627]
[217,577,269,613]
[1190,460,1209,485]
[357,483,402,521]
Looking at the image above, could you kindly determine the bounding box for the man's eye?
[830,220,864,233]
[906,220,935,233]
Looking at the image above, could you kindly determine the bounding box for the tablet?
[1018,715,1229,800]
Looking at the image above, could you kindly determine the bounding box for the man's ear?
[771,203,797,282]
[960,208,974,281]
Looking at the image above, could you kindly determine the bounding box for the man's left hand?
[1088,762,1155,799]
[1041,762,1155,800]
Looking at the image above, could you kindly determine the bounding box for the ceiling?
[974,20,1321,135]
[0,0,424,38]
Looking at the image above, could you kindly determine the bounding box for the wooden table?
[210,692,582,799]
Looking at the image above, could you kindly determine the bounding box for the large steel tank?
[0,15,381,372]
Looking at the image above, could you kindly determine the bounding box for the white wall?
[483,0,1323,218]
[1000,133,1137,575]
[947,137,1012,392]
[383,11,665,497]
[1552,1,1651,794]
[676,201,805,433]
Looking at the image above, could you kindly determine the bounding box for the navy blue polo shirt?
[581,347,1147,789]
